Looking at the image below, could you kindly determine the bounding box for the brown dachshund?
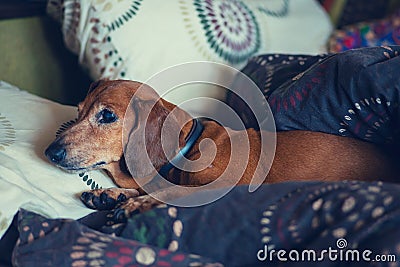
[45,79,398,211]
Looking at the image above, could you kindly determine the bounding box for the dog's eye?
[98,109,117,124]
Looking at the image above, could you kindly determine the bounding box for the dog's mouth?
[60,161,107,172]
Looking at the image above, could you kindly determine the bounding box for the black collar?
[158,118,204,178]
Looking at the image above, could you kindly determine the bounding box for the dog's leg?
[111,195,163,222]
[109,185,211,222]
[81,183,200,223]
[80,188,140,210]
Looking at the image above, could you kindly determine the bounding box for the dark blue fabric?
[11,181,400,266]
[229,46,400,145]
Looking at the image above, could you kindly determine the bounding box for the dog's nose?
[45,142,67,164]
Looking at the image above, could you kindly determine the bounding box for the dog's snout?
[45,142,67,164]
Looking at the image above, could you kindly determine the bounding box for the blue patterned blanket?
[7,181,400,266]
[228,46,400,146]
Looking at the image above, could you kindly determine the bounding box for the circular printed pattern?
[92,0,143,31]
[257,0,289,17]
[336,47,400,143]
[190,0,260,64]
[338,98,394,143]
[135,247,156,265]
[0,113,16,151]
[259,181,394,251]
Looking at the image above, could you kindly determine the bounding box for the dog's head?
[45,79,191,187]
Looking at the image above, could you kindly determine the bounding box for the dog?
[45,79,398,214]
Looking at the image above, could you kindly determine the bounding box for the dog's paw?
[111,195,163,222]
[80,188,140,210]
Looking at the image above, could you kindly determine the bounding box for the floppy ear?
[124,97,182,179]
[87,78,109,95]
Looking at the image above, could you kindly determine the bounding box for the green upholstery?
[0,16,91,105]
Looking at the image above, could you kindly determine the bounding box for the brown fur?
[46,79,399,191]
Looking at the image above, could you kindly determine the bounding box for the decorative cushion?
[48,0,331,81]
[318,0,397,28]
[47,0,332,113]
[329,8,400,52]
[0,81,115,238]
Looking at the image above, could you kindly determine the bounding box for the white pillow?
[48,0,332,114]
[0,81,115,238]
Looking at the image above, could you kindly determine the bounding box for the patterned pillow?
[47,0,332,113]
[0,81,115,238]
[329,8,400,52]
